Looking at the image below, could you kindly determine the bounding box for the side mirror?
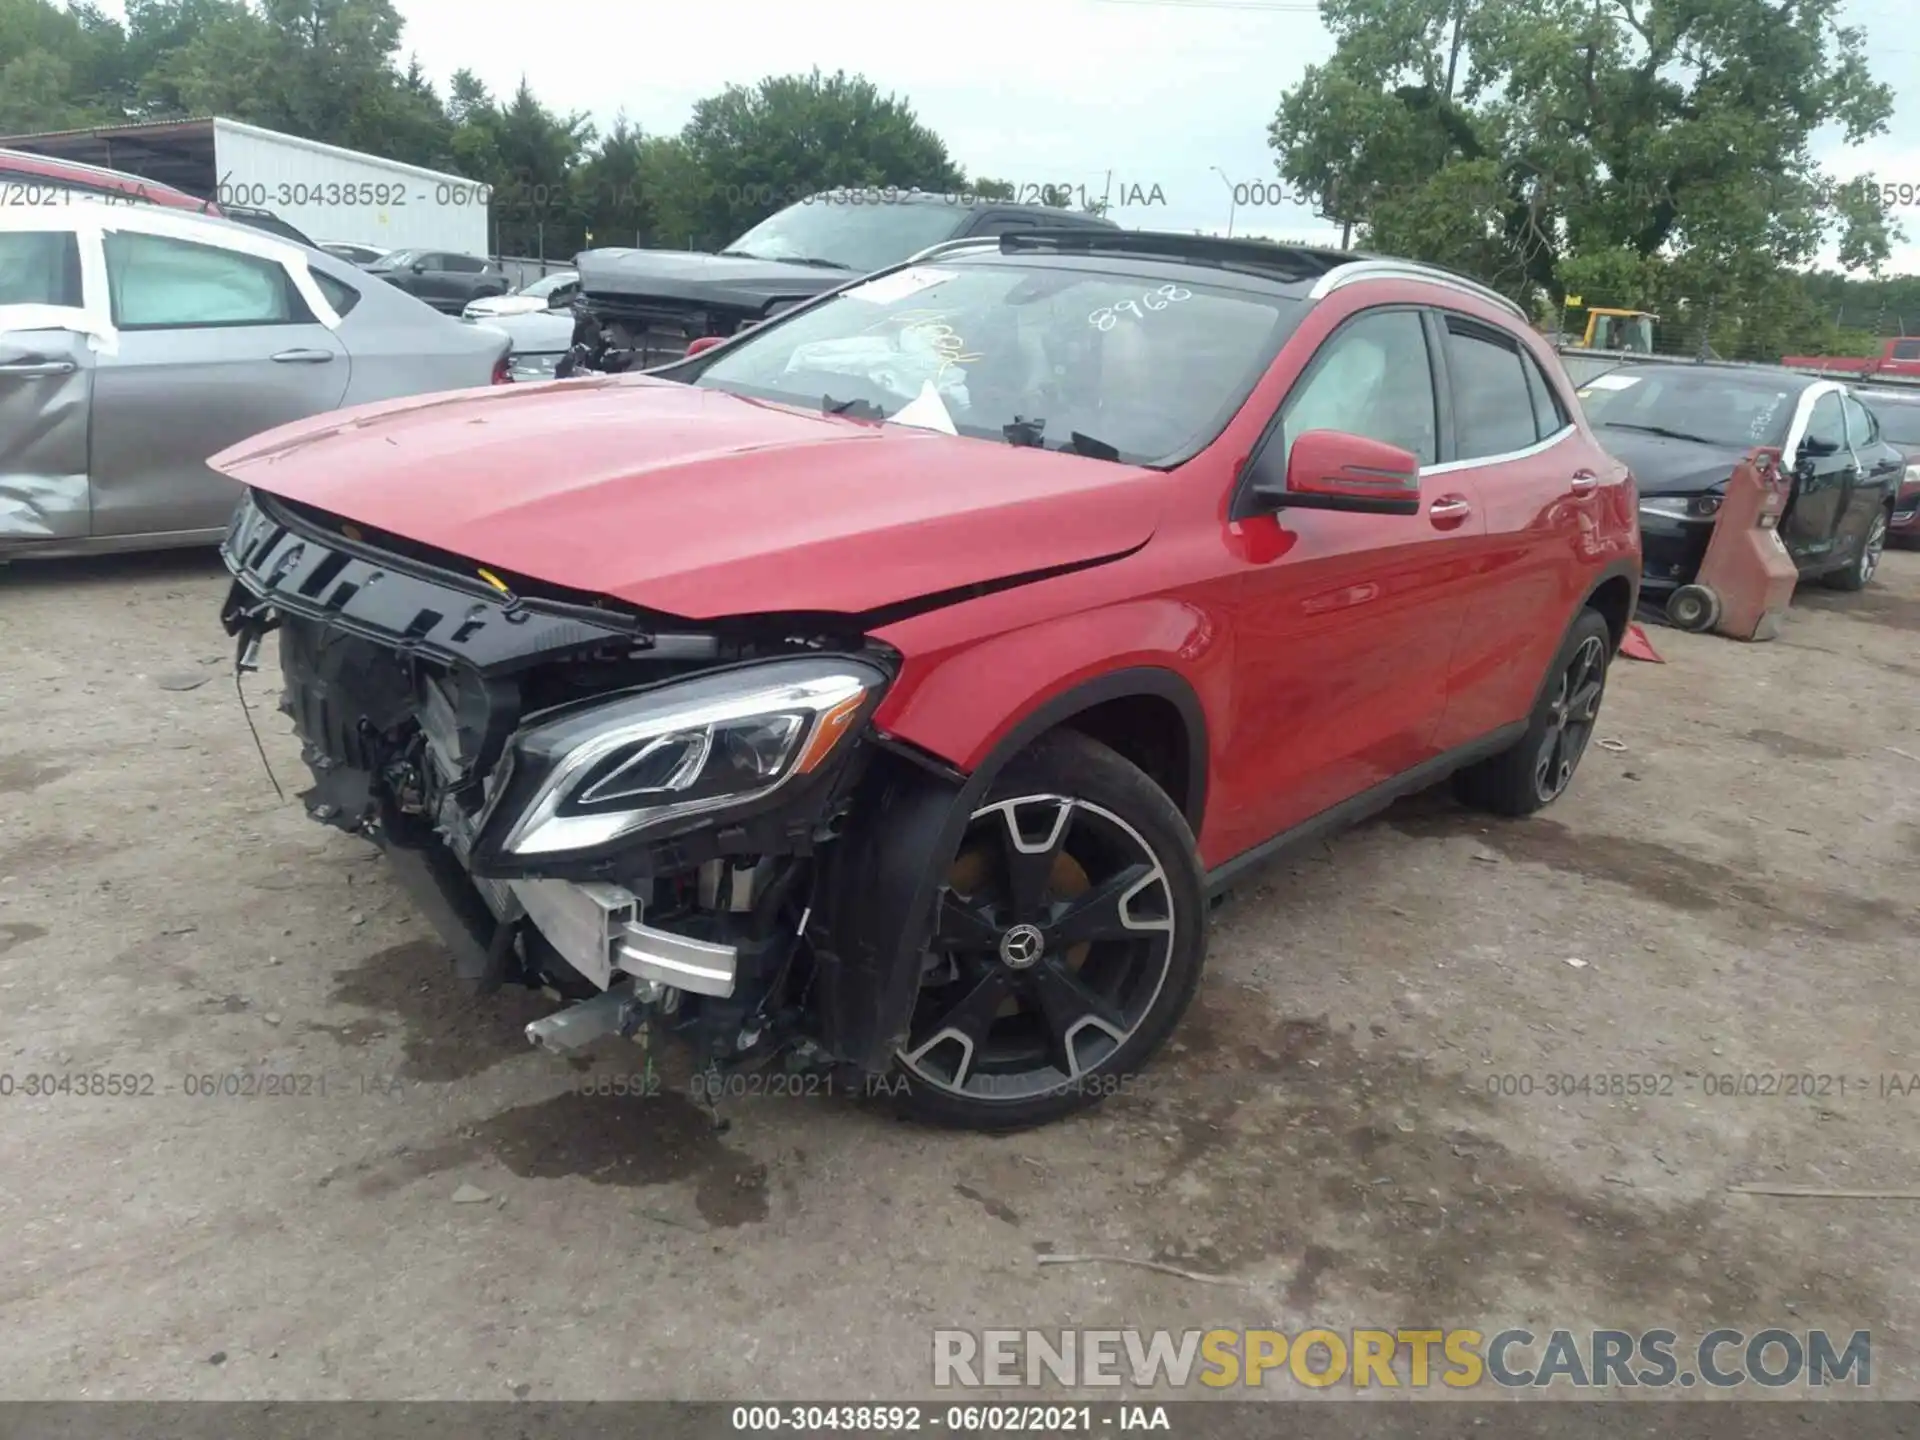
[685,335,725,357]
[1247,429,1422,516]
[410,261,427,274]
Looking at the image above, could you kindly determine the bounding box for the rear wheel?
[1453,609,1614,818]
[891,731,1206,1131]
[1823,508,1889,591]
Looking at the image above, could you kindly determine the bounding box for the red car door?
[1212,304,1487,860]
[1433,312,1618,746]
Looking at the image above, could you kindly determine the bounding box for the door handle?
[0,358,77,377]
[1429,495,1473,527]
[1569,470,1599,497]
[271,348,335,364]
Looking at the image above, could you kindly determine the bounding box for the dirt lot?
[0,547,1916,1404]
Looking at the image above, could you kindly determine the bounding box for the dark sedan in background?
[365,249,511,313]
[1575,363,1904,616]
[1857,384,1920,545]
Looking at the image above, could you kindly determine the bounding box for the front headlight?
[491,658,887,859]
[1639,494,1720,519]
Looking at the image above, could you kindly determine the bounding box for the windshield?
[521,271,576,297]
[375,249,417,268]
[1578,369,1798,448]
[690,258,1301,465]
[1867,400,1920,447]
[722,200,968,273]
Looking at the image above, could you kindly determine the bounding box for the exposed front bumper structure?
[216,487,944,1072]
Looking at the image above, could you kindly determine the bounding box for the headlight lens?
[496,660,885,858]
[1639,494,1720,519]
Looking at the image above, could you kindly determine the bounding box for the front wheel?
[1453,609,1614,818]
[891,731,1207,1131]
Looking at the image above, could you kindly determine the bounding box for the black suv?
[562,188,1120,373]
[366,249,511,313]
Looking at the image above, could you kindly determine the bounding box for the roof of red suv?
[914,229,1532,322]
[0,147,214,212]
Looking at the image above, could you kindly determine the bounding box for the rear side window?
[1281,307,1438,466]
[1443,317,1539,459]
[1522,351,1570,441]
[104,230,310,328]
[445,255,486,274]
[1892,339,1920,361]
[0,230,82,307]
[313,270,360,317]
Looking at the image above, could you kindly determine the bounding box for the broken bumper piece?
[436,852,740,1000]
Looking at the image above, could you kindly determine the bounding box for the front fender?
[870,596,1228,788]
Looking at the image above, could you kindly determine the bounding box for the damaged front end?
[220,489,929,1078]
[556,249,830,377]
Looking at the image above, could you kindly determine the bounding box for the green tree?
[1270,0,1900,312]
[0,0,128,131]
[678,67,966,245]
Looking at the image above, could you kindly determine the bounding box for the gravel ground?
[0,546,1915,1404]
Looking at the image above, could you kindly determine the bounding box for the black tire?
[1822,506,1890,592]
[889,730,1207,1132]
[1664,583,1720,632]
[1453,608,1614,818]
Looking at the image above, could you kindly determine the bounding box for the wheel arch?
[1581,563,1639,652]
[1521,561,1639,716]
[960,666,1210,836]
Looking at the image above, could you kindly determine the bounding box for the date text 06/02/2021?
[1483,1070,1920,1099]
[728,1405,1171,1432]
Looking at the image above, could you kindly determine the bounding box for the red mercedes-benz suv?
[214,231,1640,1130]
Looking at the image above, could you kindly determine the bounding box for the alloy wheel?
[899,794,1178,1103]
[1534,635,1607,802]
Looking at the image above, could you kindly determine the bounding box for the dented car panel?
[0,201,510,560]
[0,329,93,544]
[206,376,1172,620]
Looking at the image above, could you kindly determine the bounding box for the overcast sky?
[103,0,1920,271]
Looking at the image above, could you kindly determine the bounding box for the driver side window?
[1280,308,1437,469]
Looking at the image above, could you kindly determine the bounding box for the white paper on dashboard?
[887,380,959,435]
[1582,372,1642,391]
[842,266,956,306]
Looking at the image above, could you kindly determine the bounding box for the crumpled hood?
[207,377,1167,619]
[572,247,844,309]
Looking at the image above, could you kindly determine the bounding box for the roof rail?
[1308,260,1527,321]
[907,228,1360,281]
[903,235,1005,264]
[998,228,1355,278]
[900,233,1537,317]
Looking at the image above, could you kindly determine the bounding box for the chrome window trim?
[1424,423,1578,476]
[1307,261,1527,321]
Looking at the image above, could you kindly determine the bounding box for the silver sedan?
[0,201,511,559]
